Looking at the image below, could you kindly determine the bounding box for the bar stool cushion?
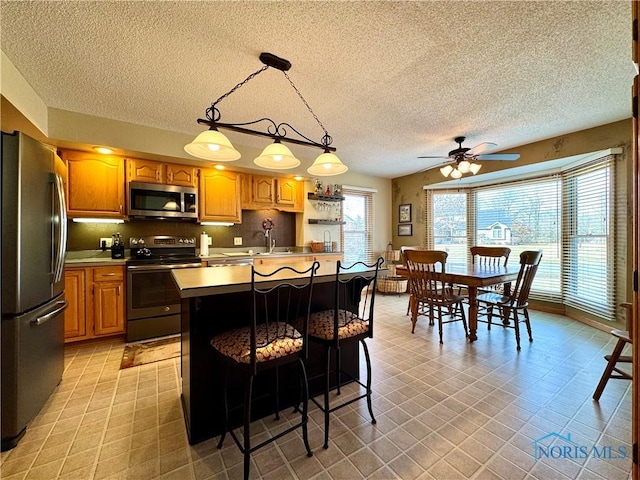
[308,309,369,340]
[211,323,302,364]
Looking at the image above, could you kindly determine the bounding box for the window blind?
[430,191,468,264]
[562,156,617,320]
[340,188,374,264]
[472,176,562,303]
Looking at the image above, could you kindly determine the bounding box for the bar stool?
[307,258,383,449]
[211,262,319,480]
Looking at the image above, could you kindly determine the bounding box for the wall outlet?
[100,237,113,248]
[207,236,212,246]
[234,237,242,246]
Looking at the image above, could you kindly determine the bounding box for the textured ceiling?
[0,1,633,179]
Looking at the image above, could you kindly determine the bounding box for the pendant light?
[254,141,300,169]
[185,52,346,175]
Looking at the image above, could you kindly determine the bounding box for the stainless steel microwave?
[128,182,198,219]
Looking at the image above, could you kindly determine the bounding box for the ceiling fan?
[418,136,520,178]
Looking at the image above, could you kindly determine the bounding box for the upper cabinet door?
[127,158,163,183]
[276,179,296,206]
[252,176,275,205]
[166,164,198,187]
[199,169,242,223]
[62,150,125,218]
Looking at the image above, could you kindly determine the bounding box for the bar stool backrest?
[250,262,319,373]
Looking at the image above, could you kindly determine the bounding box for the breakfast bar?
[172,261,367,445]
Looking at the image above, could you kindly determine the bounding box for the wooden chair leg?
[523,308,533,342]
[513,310,521,351]
[593,338,627,401]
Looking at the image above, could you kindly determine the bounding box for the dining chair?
[401,246,424,316]
[403,249,468,343]
[307,257,383,449]
[592,302,633,401]
[210,262,319,480]
[466,246,512,320]
[476,250,542,351]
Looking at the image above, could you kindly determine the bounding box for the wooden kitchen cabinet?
[61,150,126,219]
[199,169,242,223]
[241,174,303,212]
[64,265,126,342]
[127,158,198,187]
[64,268,87,339]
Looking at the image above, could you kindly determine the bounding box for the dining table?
[395,262,521,342]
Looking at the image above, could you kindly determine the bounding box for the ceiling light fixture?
[184,52,347,176]
[440,157,482,178]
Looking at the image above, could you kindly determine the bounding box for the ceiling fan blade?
[467,142,497,156]
[417,155,449,159]
[475,153,520,161]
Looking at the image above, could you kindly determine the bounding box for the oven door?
[127,263,200,320]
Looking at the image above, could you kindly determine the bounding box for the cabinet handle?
[102,273,116,276]
[117,285,121,296]
[169,171,174,182]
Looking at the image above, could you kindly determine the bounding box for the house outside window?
[340,188,374,264]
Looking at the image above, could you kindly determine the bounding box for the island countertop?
[171,261,377,298]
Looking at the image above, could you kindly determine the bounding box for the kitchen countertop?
[172,260,373,299]
[64,249,342,266]
[65,251,127,266]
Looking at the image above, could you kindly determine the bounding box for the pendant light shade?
[307,152,348,176]
[184,129,241,161]
[254,141,301,169]
[450,168,463,179]
[469,163,482,174]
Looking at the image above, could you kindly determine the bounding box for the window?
[562,159,614,318]
[425,154,624,321]
[474,178,562,301]
[428,191,467,263]
[340,188,374,264]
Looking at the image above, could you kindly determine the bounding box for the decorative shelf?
[308,219,346,225]
[307,193,345,202]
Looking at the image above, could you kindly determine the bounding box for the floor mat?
[120,335,181,369]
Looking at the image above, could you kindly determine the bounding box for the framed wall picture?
[399,204,411,223]
[398,224,413,236]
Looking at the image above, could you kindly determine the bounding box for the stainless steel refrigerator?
[1,131,68,451]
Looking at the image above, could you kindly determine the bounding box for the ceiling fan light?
[254,141,301,169]
[458,160,471,173]
[440,165,454,177]
[450,168,463,179]
[470,163,482,175]
[307,151,348,176]
[184,129,241,161]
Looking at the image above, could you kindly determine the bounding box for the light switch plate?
[234,237,242,246]
[100,237,113,248]
[207,237,212,246]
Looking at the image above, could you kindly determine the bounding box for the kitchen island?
[172,261,373,445]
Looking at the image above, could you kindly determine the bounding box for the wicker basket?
[377,276,408,294]
[310,241,325,253]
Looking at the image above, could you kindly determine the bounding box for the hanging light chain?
[283,71,329,138]
[211,65,269,107]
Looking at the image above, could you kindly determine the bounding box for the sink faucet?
[270,238,276,253]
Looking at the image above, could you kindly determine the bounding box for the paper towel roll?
[200,232,209,256]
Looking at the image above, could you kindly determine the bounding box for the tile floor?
[0,294,633,480]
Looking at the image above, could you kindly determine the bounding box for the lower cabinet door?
[93,281,125,336]
[64,269,87,340]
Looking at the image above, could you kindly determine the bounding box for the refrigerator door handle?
[31,301,68,326]
[52,172,68,283]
